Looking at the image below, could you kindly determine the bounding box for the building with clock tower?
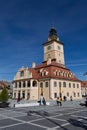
[12,27,82,101]
[44,27,65,67]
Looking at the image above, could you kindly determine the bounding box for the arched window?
[28,81,30,87]
[33,80,37,87]
[67,92,69,97]
[73,83,75,88]
[77,92,80,97]
[20,71,24,77]
[73,92,76,97]
[23,81,25,87]
[15,82,17,88]
[19,82,21,88]
[63,82,66,87]
[22,91,25,99]
[69,83,71,88]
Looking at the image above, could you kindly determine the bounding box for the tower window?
[58,46,61,50]
[48,54,51,58]
[47,46,51,50]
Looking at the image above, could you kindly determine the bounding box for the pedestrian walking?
[56,97,60,106]
[59,96,62,106]
[70,96,73,101]
[40,94,44,105]
[43,97,46,105]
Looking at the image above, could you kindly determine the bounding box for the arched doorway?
[22,91,25,99]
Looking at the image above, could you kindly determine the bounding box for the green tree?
[0,92,1,101]
[0,87,9,102]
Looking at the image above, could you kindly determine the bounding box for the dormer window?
[20,71,24,77]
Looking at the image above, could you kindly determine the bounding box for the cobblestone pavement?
[0,100,87,130]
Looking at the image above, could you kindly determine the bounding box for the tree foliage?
[0,87,9,102]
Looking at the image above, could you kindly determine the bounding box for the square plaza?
[0,100,87,130]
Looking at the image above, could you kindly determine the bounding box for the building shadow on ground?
[27,110,68,130]
[68,118,87,130]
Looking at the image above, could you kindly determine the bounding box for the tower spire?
[48,27,59,41]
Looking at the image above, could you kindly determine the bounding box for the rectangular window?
[67,92,69,97]
[54,81,57,87]
[73,92,76,97]
[73,84,75,88]
[77,84,79,88]
[69,83,71,88]
[45,82,48,87]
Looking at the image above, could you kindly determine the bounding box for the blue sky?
[0,0,87,81]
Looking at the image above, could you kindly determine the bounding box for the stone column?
[16,91,18,99]
[31,80,33,87]
[20,90,22,98]
[17,82,19,88]
[26,81,28,88]
[25,90,27,100]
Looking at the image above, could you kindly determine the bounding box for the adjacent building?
[0,81,10,93]
[12,27,82,100]
[81,81,87,96]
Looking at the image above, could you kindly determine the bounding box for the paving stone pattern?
[0,100,87,130]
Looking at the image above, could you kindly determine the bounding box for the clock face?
[47,46,51,50]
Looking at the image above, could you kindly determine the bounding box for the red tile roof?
[13,60,80,82]
[29,61,80,81]
[81,81,87,87]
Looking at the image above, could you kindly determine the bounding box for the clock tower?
[43,27,65,67]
